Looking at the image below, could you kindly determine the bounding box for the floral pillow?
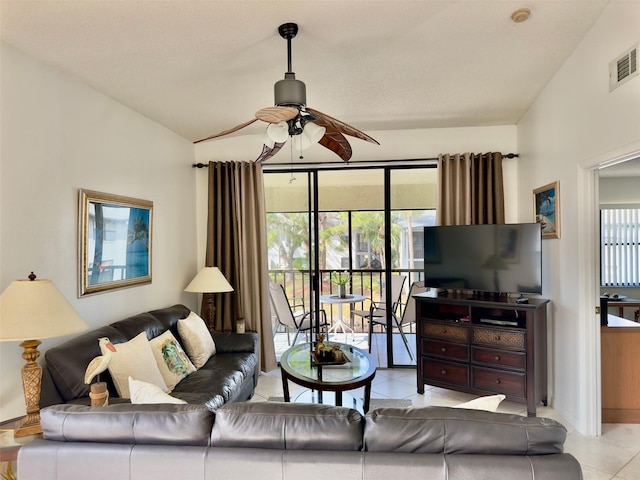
[149,330,196,391]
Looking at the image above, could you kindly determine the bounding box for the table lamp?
[0,272,88,436]
[184,267,233,332]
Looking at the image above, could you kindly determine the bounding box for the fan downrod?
[278,23,298,40]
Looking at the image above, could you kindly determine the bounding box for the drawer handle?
[441,369,447,375]
[441,347,447,353]
[495,379,501,384]
[441,329,447,334]
[495,335,501,341]
[494,356,500,361]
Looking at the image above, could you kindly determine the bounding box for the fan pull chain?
[289,140,296,184]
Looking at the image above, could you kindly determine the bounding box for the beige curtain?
[436,152,505,225]
[204,161,277,372]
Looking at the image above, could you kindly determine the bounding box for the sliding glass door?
[389,168,437,365]
[265,164,437,367]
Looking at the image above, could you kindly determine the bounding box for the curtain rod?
[192,153,519,168]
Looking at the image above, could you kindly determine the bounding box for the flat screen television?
[424,223,542,295]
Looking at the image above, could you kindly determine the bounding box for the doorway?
[598,155,640,423]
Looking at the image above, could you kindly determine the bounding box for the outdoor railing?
[268,268,424,333]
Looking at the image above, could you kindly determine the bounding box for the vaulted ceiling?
[1,1,610,148]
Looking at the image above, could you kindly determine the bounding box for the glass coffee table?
[280,341,377,412]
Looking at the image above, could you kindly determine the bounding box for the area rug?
[268,396,411,409]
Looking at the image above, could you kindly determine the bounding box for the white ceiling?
[1,0,610,147]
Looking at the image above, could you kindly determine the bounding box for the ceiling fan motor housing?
[275,73,306,107]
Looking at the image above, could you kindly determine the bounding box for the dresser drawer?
[472,346,526,371]
[422,358,469,388]
[423,322,468,343]
[423,339,469,361]
[472,326,525,351]
[472,366,526,397]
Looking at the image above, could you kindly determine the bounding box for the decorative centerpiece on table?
[330,271,351,298]
[313,334,348,364]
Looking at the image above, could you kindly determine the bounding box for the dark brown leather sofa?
[19,401,583,480]
[41,304,259,410]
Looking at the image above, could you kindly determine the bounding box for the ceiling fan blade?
[255,106,299,123]
[194,118,259,144]
[318,129,353,162]
[255,142,286,163]
[307,108,379,145]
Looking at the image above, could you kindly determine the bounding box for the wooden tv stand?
[415,292,549,416]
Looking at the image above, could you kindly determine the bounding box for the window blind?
[601,207,640,287]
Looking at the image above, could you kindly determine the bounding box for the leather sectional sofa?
[41,304,259,409]
[19,401,583,480]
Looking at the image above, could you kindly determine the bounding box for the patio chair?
[268,282,328,346]
[366,280,428,360]
[351,274,406,345]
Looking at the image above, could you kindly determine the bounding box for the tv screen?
[424,223,542,294]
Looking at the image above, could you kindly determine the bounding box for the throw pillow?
[149,330,196,391]
[453,394,506,412]
[100,331,167,398]
[177,311,216,368]
[128,377,187,405]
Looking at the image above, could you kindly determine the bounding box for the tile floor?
[251,366,640,480]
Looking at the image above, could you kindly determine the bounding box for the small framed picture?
[533,181,560,239]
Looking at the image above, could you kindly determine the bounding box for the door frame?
[578,145,640,436]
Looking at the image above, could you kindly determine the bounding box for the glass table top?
[280,342,375,386]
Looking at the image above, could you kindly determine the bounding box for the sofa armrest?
[364,406,567,455]
[212,331,258,354]
[41,404,214,446]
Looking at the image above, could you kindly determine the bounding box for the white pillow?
[128,377,186,404]
[101,332,168,398]
[149,330,196,391]
[453,394,506,412]
[177,311,216,368]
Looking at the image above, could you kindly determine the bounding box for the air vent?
[609,43,638,92]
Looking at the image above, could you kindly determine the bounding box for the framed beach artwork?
[533,181,560,239]
[78,189,153,296]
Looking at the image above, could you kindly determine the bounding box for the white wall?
[517,2,640,434]
[0,42,199,421]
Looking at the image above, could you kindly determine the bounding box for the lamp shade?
[0,278,88,342]
[184,267,234,294]
[266,121,290,143]
[292,121,326,151]
[262,131,275,149]
[303,121,326,143]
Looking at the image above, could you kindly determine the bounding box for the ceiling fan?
[194,23,379,163]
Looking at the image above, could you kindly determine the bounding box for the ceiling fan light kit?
[195,22,379,163]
